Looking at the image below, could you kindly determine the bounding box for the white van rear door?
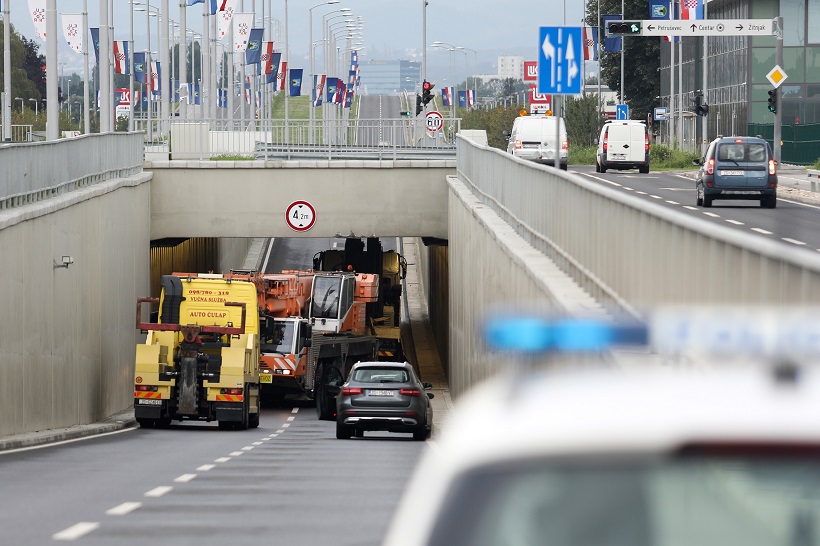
[628,124,646,162]
[605,123,632,162]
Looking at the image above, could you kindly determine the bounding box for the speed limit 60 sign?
[425,110,443,133]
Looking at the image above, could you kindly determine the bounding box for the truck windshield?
[261,320,296,354]
[312,276,341,319]
[429,456,820,546]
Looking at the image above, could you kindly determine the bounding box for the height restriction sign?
[285,201,316,232]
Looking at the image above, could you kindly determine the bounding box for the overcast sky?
[6,1,588,84]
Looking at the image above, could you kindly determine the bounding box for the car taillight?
[769,159,776,175]
[514,139,522,149]
[399,388,420,397]
[561,140,568,151]
[645,133,650,152]
[706,158,715,175]
[603,132,608,152]
[220,388,243,395]
[135,385,158,392]
[342,387,362,396]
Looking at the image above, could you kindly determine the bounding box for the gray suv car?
[694,136,778,209]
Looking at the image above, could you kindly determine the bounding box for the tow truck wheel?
[137,418,155,428]
[249,388,260,429]
[239,385,250,430]
[156,417,172,428]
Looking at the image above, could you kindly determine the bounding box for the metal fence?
[456,133,820,315]
[0,124,34,143]
[134,117,461,160]
[0,132,144,210]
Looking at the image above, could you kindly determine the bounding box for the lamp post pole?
[180,0,187,119]
[46,0,58,140]
[3,0,11,141]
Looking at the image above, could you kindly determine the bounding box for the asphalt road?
[1,406,425,545]
[571,165,820,252]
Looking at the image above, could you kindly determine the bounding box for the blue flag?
[326,77,338,103]
[218,88,228,108]
[602,14,622,52]
[457,90,467,108]
[90,27,100,64]
[289,69,303,97]
[245,28,264,65]
[133,52,147,84]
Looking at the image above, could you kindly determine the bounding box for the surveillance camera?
[62,256,74,266]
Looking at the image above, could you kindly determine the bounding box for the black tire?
[218,421,233,430]
[137,418,155,428]
[639,165,650,174]
[595,161,601,173]
[696,185,704,207]
[354,429,364,438]
[600,163,607,173]
[560,163,568,171]
[315,363,337,421]
[764,195,777,209]
[156,417,172,429]
[703,194,713,208]
[336,421,353,439]
[237,385,250,430]
[249,388,260,429]
[412,426,427,441]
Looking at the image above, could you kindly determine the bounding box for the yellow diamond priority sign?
[766,65,788,89]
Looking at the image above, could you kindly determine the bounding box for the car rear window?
[717,142,767,162]
[352,368,409,383]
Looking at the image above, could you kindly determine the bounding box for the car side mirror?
[693,158,703,166]
[502,130,511,138]
[423,382,433,390]
[426,393,435,399]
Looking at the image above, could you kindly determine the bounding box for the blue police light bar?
[484,317,648,354]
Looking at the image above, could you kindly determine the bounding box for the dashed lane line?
[214,457,231,463]
[666,200,679,205]
[281,423,290,429]
[752,228,773,235]
[241,446,255,451]
[287,416,295,422]
[229,451,244,456]
[703,212,720,218]
[650,195,662,199]
[783,238,807,246]
[144,486,173,498]
[292,408,300,413]
[52,522,100,541]
[683,206,698,211]
[105,502,142,516]
[197,464,216,471]
[726,219,745,225]
[174,474,197,483]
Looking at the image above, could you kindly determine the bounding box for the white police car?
[384,315,820,546]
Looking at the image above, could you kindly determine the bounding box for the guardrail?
[456,134,820,313]
[134,117,461,160]
[0,132,144,210]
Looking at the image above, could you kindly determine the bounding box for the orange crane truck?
[134,273,261,429]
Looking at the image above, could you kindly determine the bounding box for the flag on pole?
[27,0,47,40]
[679,0,703,20]
[260,42,275,74]
[467,89,475,107]
[90,28,100,64]
[582,26,598,61]
[133,52,147,84]
[217,0,237,40]
[113,41,129,74]
[244,76,251,104]
[218,88,228,108]
[457,90,467,108]
[335,81,346,105]
[232,13,254,52]
[266,52,282,83]
[62,14,84,53]
[187,83,201,105]
[289,69,303,97]
[441,86,453,107]
[326,77,338,103]
[151,61,161,96]
[187,0,204,5]
[274,61,288,91]
[313,74,326,106]
[245,28,264,64]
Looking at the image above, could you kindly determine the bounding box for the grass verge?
[568,144,700,171]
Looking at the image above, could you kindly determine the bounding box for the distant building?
[497,56,524,80]
[357,60,421,96]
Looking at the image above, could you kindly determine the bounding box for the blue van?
[694,136,778,209]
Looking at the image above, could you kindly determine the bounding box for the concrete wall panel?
[0,175,151,437]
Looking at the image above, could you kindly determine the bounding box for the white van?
[596,120,650,173]
[505,115,568,170]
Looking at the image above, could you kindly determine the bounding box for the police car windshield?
[429,457,820,546]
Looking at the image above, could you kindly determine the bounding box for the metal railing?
[456,134,820,314]
[0,132,144,210]
[134,117,461,160]
[0,124,35,143]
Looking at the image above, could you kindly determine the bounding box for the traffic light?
[400,110,412,117]
[767,89,777,114]
[415,94,423,116]
[606,20,642,35]
[692,91,709,116]
[422,81,435,106]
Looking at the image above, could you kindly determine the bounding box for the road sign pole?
[774,16,783,164]
[701,0,709,154]
[620,0,625,106]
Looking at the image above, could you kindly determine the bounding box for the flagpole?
[620,0,624,108]
[100,0,110,131]
[46,0,58,140]
[228,10,234,128]
[4,0,12,141]
[161,0,169,135]
[677,24,683,149]
[129,0,134,131]
[701,0,708,152]
[179,0,186,120]
[597,0,601,127]
[669,0,675,147]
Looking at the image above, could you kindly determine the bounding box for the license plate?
[612,154,626,160]
[137,399,162,406]
[721,170,743,176]
[368,390,394,397]
[260,373,272,384]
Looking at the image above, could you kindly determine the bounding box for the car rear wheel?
[595,161,601,173]
[762,195,777,209]
[412,426,427,442]
[639,165,649,174]
[696,185,704,207]
[703,194,713,208]
[354,429,364,438]
[336,421,353,439]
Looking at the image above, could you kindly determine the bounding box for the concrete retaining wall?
[0,174,152,437]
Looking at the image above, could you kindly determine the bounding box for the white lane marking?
[783,238,807,246]
[635,191,647,195]
[215,457,231,463]
[197,464,216,471]
[623,186,634,191]
[287,416,295,422]
[673,174,695,181]
[241,446,254,451]
[105,502,142,516]
[666,200,679,205]
[174,474,197,483]
[609,181,623,187]
[703,212,720,218]
[276,429,285,433]
[683,206,699,211]
[252,441,263,446]
[780,198,820,210]
[577,172,621,186]
[726,219,745,225]
[144,486,173,498]
[0,428,135,456]
[291,407,299,413]
[650,195,662,199]
[752,228,773,235]
[281,423,290,428]
[270,433,279,437]
[660,187,694,191]
[229,451,244,456]
[52,522,100,541]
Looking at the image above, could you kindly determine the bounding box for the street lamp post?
[456,46,477,106]
[29,98,38,118]
[309,0,340,144]
[15,97,24,114]
[3,0,11,141]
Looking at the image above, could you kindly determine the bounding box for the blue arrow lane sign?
[616,104,629,120]
[538,26,583,95]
